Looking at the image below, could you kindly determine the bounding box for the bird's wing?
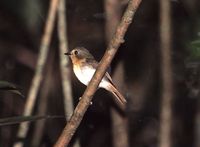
[86,58,115,85]
[86,58,98,68]
[105,72,115,85]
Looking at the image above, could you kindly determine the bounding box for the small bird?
[65,47,126,109]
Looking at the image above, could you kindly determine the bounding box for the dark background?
[0,0,199,147]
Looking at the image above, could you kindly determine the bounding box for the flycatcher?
[65,47,126,109]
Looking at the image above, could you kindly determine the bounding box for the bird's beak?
[64,52,71,56]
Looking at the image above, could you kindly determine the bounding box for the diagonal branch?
[54,0,142,146]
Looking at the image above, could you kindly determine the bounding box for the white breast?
[73,65,95,85]
[73,65,109,89]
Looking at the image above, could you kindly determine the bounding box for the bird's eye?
[74,50,78,55]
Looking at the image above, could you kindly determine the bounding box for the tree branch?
[58,0,81,147]
[58,0,74,122]
[159,0,173,147]
[54,0,142,146]
[104,0,129,146]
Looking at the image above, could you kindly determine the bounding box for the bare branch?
[104,0,122,43]
[159,0,173,147]
[58,0,81,147]
[31,62,53,147]
[111,62,129,147]
[58,0,73,121]
[104,0,129,146]
[14,0,59,146]
[54,0,142,146]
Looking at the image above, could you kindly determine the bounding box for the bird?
[65,47,126,109]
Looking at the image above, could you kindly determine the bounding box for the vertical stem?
[112,62,129,147]
[104,0,128,147]
[58,0,81,147]
[14,0,59,147]
[58,0,73,121]
[31,61,53,147]
[159,0,173,147]
[104,0,122,43]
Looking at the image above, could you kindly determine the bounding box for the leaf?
[0,115,65,126]
[0,81,24,97]
[191,40,200,47]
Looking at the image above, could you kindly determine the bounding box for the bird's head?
[65,47,94,63]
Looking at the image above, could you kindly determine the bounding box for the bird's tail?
[107,84,127,110]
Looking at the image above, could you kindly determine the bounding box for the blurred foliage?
[190,37,200,59]
[0,81,23,97]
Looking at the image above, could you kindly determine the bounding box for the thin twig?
[54,0,142,146]
[58,0,81,147]
[14,0,60,147]
[31,57,54,147]
[112,62,129,147]
[58,0,73,122]
[104,0,122,43]
[159,0,173,147]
